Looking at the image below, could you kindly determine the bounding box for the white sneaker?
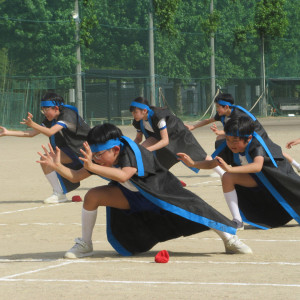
[64,238,93,259]
[224,235,253,254]
[44,192,68,204]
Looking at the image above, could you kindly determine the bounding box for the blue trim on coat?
[211,140,227,159]
[121,136,145,177]
[235,137,300,225]
[178,158,200,173]
[56,121,67,129]
[233,105,257,121]
[132,182,237,235]
[239,211,269,230]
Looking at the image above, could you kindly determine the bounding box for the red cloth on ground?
[155,250,169,263]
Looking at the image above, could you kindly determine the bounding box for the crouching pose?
[130,97,225,179]
[37,123,252,258]
[178,116,300,230]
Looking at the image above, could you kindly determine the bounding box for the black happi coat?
[216,137,300,229]
[42,107,90,157]
[214,107,282,157]
[107,141,237,256]
[43,107,91,192]
[133,107,207,170]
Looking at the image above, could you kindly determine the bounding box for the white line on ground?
[0,259,299,266]
[185,237,300,242]
[0,261,74,280]
[0,223,105,226]
[0,203,69,215]
[0,278,299,287]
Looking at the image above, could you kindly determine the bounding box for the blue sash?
[219,106,256,126]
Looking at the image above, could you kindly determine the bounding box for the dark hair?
[87,123,123,145]
[129,96,150,112]
[224,116,254,142]
[214,93,234,106]
[41,92,64,110]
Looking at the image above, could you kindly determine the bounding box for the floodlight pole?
[149,0,156,106]
[74,0,83,116]
[210,0,216,100]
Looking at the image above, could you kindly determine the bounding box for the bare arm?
[21,113,63,137]
[0,125,40,137]
[177,152,219,169]
[185,118,215,131]
[146,128,169,152]
[286,138,300,149]
[216,155,264,173]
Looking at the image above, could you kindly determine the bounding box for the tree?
[0,1,77,82]
[254,0,288,116]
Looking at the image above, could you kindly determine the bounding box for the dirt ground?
[0,117,300,300]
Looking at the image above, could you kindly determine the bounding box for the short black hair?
[87,123,123,145]
[224,116,254,142]
[214,93,234,106]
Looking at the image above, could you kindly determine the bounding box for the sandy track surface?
[1,117,300,299]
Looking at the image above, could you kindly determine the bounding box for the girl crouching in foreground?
[37,123,252,258]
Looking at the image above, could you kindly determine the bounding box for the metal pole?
[210,0,216,100]
[149,0,156,106]
[74,0,83,116]
[260,34,267,116]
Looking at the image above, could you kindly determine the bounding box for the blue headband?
[226,131,251,138]
[41,100,79,115]
[216,100,233,107]
[90,136,145,177]
[90,139,123,153]
[41,100,59,107]
[130,101,151,111]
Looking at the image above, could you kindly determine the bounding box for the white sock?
[82,208,98,243]
[212,229,233,242]
[291,160,300,170]
[213,166,226,177]
[224,190,242,222]
[45,171,63,194]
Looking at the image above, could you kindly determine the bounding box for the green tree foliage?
[254,0,288,38]
[153,0,181,36]
[0,0,76,77]
[0,0,299,83]
[83,0,149,70]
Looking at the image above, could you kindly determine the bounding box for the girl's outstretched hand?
[286,138,300,149]
[210,123,224,136]
[21,112,34,127]
[37,143,61,168]
[184,124,195,131]
[79,141,94,170]
[215,156,232,172]
[177,152,195,168]
[0,126,8,137]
